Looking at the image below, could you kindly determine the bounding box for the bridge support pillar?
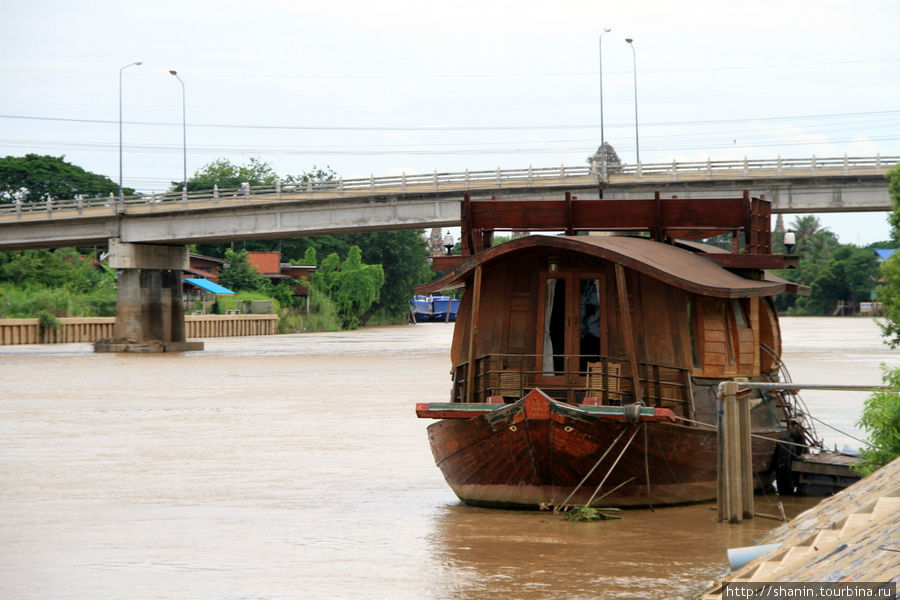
[94,239,203,353]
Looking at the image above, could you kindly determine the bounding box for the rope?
[672,414,869,450]
[583,426,641,508]
[643,423,654,511]
[550,426,629,518]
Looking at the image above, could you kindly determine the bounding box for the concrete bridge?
[0,154,894,352]
[0,155,895,251]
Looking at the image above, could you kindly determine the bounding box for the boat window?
[542,278,566,374]
[720,301,735,366]
[579,278,602,370]
[732,299,747,328]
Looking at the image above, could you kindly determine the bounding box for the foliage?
[218,249,271,293]
[0,154,130,204]
[879,164,900,346]
[0,249,117,317]
[793,244,879,315]
[311,246,385,329]
[563,505,622,521]
[877,253,900,348]
[853,366,900,476]
[174,157,280,192]
[772,216,844,314]
[888,163,900,246]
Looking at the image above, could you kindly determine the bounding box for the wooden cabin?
[421,192,805,422]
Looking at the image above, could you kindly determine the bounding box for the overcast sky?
[2,0,898,245]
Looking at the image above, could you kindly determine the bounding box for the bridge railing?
[1,154,895,220]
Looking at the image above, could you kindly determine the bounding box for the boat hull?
[425,390,780,508]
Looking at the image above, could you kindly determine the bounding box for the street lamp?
[169,70,187,190]
[625,38,640,165]
[598,27,612,176]
[119,60,142,204]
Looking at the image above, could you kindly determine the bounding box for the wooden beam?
[465,264,483,403]
[614,264,643,403]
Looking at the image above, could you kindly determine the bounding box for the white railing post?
[433,169,438,191]
[370,174,375,192]
[706,158,712,178]
[496,166,502,187]
[777,155,783,176]
[465,168,470,189]
[183,187,189,208]
[213,184,219,205]
[110,192,116,214]
[150,192,157,211]
[528,164,533,184]
[338,177,344,197]
[402,172,407,192]
[276,180,282,201]
[307,180,312,198]
[671,159,678,181]
[243,182,250,203]
[743,156,749,177]
[15,197,21,218]
[560,164,566,183]
[76,194,83,214]
[843,154,848,175]
[811,154,817,175]
[636,162,643,180]
[876,153,882,174]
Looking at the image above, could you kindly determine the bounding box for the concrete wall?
[0,315,279,345]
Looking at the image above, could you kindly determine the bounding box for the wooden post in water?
[717,380,753,523]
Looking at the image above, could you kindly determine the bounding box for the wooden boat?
[415,191,817,509]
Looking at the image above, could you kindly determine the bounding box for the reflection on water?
[0,318,894,599]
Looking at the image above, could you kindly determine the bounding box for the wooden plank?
[615,264,643,403]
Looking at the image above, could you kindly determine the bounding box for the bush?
[854,365,900,476]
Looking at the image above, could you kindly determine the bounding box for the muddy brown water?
[1,317,894,599]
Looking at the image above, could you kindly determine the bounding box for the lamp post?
[119,60,142,204]
[625,38,640,165]
[598,27,612,176]
[169,70,187,190]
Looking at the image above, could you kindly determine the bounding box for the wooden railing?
[1,154,895,221]
[453,353,692,418]
[0,314,278,345]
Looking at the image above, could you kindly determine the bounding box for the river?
[0,317,895,599]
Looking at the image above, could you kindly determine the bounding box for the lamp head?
[169,70,177,76]
[625,38,633,44]
[135,61,143,66]
[783,231,796,254]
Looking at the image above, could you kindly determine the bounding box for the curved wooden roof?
[420,235,797,298]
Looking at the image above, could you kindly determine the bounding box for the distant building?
[874,248,897,262]
[246,251,316,303]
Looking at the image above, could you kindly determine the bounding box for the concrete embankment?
[696,456,899,598]
[0,314,278,344]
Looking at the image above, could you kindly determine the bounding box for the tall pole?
[598,27,612,176]
[169,70,187,189]
[118,61,142,204]
[625,38,640,165]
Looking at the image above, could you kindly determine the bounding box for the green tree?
[218,249,270,292]
[332,246,385,329]
[175,157,279,192]
[854,366,900,476]
[795,244,879,315]
[878,164,900,347]
[0,154,130,203]
[888,163,900,246]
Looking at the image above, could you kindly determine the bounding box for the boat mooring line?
[583,425,642,509]
[549,425,630,520]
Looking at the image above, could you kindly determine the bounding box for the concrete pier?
[94,239,203,353]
